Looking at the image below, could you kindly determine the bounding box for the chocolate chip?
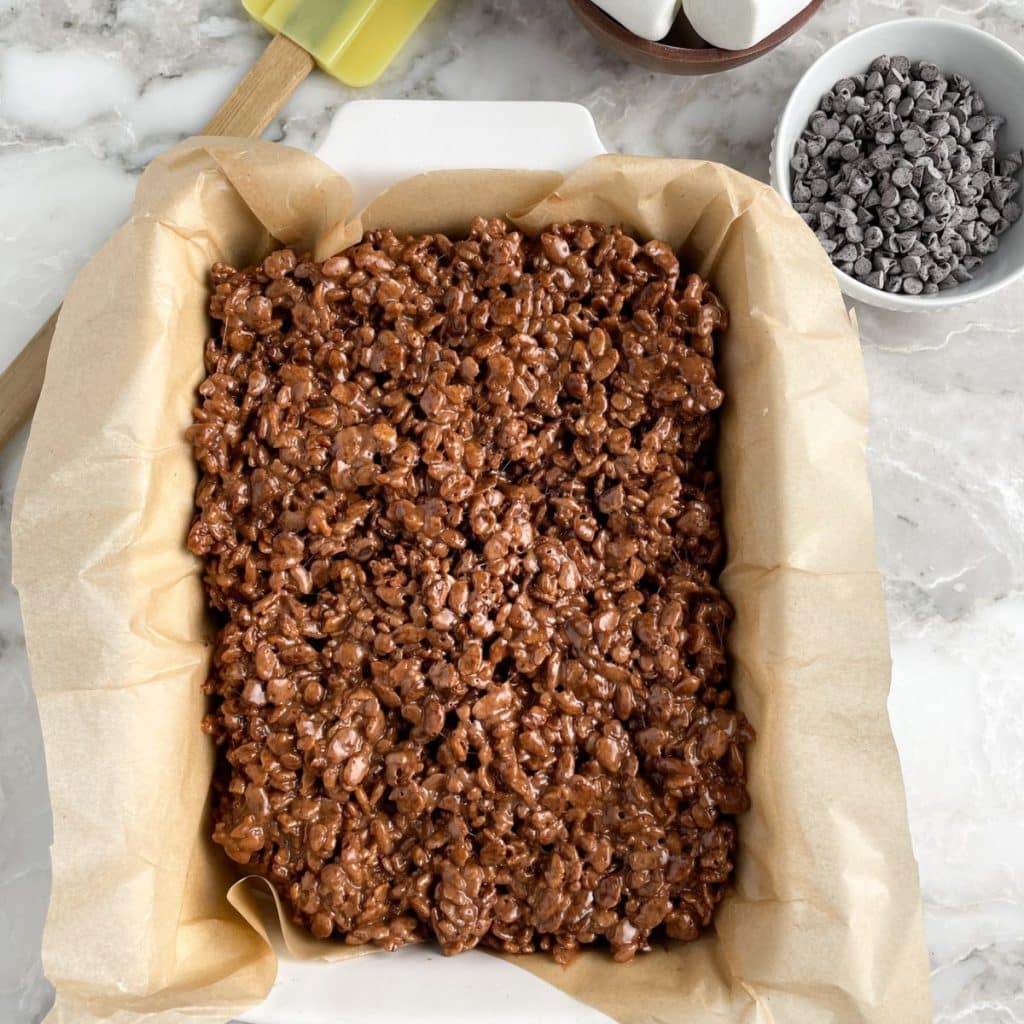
[849,173,872,196]
[895,230,918,253]
[880,186,901,208]
[891,165,913,188]
[853,255,872,277]
[863,225,884,248]
[904,136,927,157]
[870,148,894,171]
[822,117,841,140]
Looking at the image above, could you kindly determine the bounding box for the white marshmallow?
[589,0,682,42]
[682,0,808,50]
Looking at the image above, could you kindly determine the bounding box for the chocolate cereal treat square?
[187,218,752,962]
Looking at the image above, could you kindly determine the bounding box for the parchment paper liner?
[13,138,930,1024]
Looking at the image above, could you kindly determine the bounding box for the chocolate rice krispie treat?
[187,217,752,962]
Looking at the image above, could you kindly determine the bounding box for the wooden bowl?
[567,0,825,75]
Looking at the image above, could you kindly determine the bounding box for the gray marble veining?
[2,1,1023,1021]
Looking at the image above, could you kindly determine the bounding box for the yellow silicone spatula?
[243,0,437,87]
[0,0,437,448]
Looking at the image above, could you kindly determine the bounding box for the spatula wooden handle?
[0,32,315,450]
[0,309,58,448]
[203,33,315,136]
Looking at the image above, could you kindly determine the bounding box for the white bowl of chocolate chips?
[771,18,1024,312]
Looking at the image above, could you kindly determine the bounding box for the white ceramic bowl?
[770,18,1024,312]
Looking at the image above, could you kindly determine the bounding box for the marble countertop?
[2,2,1023,1022]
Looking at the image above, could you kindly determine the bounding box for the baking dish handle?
[315,99,607,211]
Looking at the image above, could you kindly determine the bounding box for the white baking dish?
[243,99,610,1024]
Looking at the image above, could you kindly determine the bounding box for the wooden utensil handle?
[0,310,57,448]
[203,33,315,136]
[0,32,315,450]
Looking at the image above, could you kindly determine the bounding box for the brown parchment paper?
[12,137,931,1024]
